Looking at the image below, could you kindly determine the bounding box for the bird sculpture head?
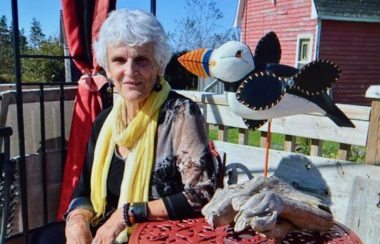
[178,41,255,83]
[178,32,281,87]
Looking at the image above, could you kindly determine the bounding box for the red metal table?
[130,217,362,243]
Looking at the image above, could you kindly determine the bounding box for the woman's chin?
[120,90,150,104]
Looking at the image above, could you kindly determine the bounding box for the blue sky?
[0,0,239,38]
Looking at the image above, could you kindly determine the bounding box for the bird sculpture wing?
[254,31,282,70]
[265,61,354,128]
[236,59,341,112]
[242,118,268,131]
[291,59,341,95]
[236,72,285,111]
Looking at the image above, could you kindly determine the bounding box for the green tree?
[169,0,240,51]
[29,18,45,48]
[9,23,29,54]
[0,15,13,80]
[22,36,64,82]
[0,15,29,82]
[39,37,65,82]
[22,19,64,82]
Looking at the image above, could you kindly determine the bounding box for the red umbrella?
[57,0,116,220]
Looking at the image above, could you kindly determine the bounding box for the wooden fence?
[178,90,372,161]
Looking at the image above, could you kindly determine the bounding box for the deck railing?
[0,84,77,243]
[178,90,372,161]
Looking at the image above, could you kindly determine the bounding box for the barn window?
[296,34,313,68]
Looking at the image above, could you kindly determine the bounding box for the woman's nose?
[123,60,139,76]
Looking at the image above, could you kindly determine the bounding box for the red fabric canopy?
[57,0,116,220]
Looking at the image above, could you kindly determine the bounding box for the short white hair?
[93,9,172,73]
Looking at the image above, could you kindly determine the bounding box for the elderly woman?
[31,8,217,244]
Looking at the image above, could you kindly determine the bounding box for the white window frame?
[295,34,313,69]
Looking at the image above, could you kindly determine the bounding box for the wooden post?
[218,125,228,142]
[260,131,267,148]
[284,135,296,152]
[338,143,350,161]
[238,128,248,145]
[365,85,380,165]
[310,139,322,157]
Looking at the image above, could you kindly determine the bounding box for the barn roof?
[313,0,380,22]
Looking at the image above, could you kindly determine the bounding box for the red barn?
[234,0,380,105]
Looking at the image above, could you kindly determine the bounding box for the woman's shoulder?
[92,107,113,132]
[162,91,200,114]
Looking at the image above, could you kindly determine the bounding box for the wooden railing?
[364,85,380,165]
[177,90,371,161]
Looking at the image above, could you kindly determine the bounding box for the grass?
[208,127,365,162]
[209,127,284,149]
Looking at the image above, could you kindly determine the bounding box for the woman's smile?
[123,80,143,87]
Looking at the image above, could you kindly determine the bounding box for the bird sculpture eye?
[235,50,242,58]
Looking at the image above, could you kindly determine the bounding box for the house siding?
[319,20,380,105]
[242,0,317,66]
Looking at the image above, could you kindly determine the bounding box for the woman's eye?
[135,57,151,67]
[112,57,126,63]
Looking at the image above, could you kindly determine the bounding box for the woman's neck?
[125,99,145,123]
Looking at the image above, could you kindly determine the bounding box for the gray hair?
[93,9,171,73]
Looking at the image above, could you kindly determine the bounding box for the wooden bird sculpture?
[178,32,354,130]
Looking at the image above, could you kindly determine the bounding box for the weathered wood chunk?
[202,175,334,240]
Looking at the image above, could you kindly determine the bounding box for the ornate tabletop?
[129,217,362,243]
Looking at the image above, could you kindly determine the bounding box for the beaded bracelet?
[123,203,132,227]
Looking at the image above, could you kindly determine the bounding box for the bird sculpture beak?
[178,48,213,78]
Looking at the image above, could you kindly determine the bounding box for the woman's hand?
[93,207,126,243]
[65,209,94,244]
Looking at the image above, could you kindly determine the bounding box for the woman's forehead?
[108,43,154,57]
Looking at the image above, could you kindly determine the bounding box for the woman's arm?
[147,199,168,220]
[165,98,218,218]
[65,208,94,243]
[93,199,168,243]
[65,108,112,217]
[64,127,97,243]
[65,109,111,242]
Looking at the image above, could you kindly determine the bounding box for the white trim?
[233,0,246,27]
[295,33,314,68]
[311,0,318,19]
[314,19,321,60]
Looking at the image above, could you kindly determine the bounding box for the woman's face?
[106,43,160,105]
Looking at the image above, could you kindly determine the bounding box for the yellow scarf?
[90,79,170,242]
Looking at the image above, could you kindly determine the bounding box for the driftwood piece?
[201,176,269,227]
[202,176,334,240]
